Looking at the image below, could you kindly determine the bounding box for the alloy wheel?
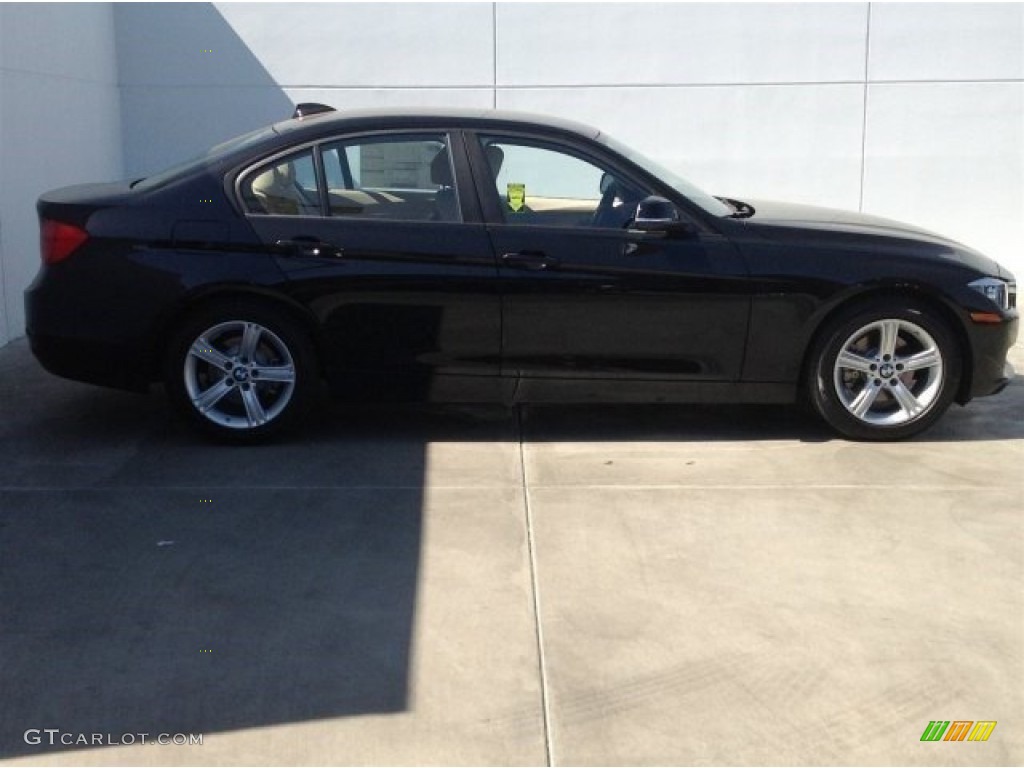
[183,320,297,430]
[831,318,944,427]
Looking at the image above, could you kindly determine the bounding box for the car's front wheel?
[164,302,316,441]
[808,300,962,440]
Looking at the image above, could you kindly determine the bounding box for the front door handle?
[501,251,557,271]
[275,237,343,259]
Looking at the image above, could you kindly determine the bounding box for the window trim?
[236,145,323,217]
[464,129,717,234]
[465,131,652,230]
[233,129,472,224]
[319,131,459,222]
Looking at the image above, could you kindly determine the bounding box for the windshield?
[133,125,278,191]
[598,134,732,217]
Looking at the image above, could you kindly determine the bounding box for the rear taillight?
[40,219,89,265]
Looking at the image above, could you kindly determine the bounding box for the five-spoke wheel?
[809,301,961,440]
[165,303,314,440]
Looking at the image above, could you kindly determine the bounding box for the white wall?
[861,4,1023,277]
[118,1,1023,278]
[115,3,495,176]
[493,2,1023,277]
[0,2,122,346]
[0,2,1021,346]
[114,3,294,177]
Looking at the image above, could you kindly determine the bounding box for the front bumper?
[964,312,1018,401]
[998,359,1016,394]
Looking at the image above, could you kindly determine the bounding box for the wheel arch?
[798,283,973,405]
[148,286,324,380]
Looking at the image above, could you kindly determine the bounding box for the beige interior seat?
[250,163,318,216]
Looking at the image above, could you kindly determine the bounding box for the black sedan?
[26,105,1018,441]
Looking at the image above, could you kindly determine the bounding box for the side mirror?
[631,196,695,236]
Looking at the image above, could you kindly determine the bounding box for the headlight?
[969,277,1015,311]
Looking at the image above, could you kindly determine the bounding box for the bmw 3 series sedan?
[26,105,1018,441]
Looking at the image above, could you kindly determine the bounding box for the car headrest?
[430,148,452,187]
[251,163,295,196]
[485,145,504,178]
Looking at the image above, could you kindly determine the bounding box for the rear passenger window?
[319,134,460,222]
[240,150,320,216]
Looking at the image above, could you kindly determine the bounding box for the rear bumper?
[24,260,159,393]
[27,332,151,393]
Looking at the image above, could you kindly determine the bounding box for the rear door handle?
[275,237,343,259]
[501,251,557,271]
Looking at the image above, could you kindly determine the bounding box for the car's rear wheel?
[164,302,315,441]
[808,300,961,440]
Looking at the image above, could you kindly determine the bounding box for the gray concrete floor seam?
[517,407,555,767]
[2,339,1021,765]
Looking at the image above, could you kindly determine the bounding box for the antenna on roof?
[292,103,336,120]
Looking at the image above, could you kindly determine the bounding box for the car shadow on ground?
[518,374,1024,445]
[0,343,446,759]
[1,336,1021,758]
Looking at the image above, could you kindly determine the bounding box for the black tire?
[807,299,962,441]
[163,301,316,442]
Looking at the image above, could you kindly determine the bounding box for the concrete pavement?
[1,338,1021,766]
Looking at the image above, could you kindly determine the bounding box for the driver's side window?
[478,136,647,229]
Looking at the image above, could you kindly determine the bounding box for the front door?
[467,133,749,400]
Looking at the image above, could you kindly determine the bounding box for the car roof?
[270,106,602,141]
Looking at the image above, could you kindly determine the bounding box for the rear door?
[239,130,505,402]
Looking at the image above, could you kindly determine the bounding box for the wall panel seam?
[115,79,1023,91]
[489,79,1024,89]
[492,1,498,109]
[858,2,871,212]
[0,66,117,88]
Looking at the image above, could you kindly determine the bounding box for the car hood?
[737,199,1010,279]
[742,199,953,240]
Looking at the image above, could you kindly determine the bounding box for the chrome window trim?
[234,129,462,223]
[234,141,323,217]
